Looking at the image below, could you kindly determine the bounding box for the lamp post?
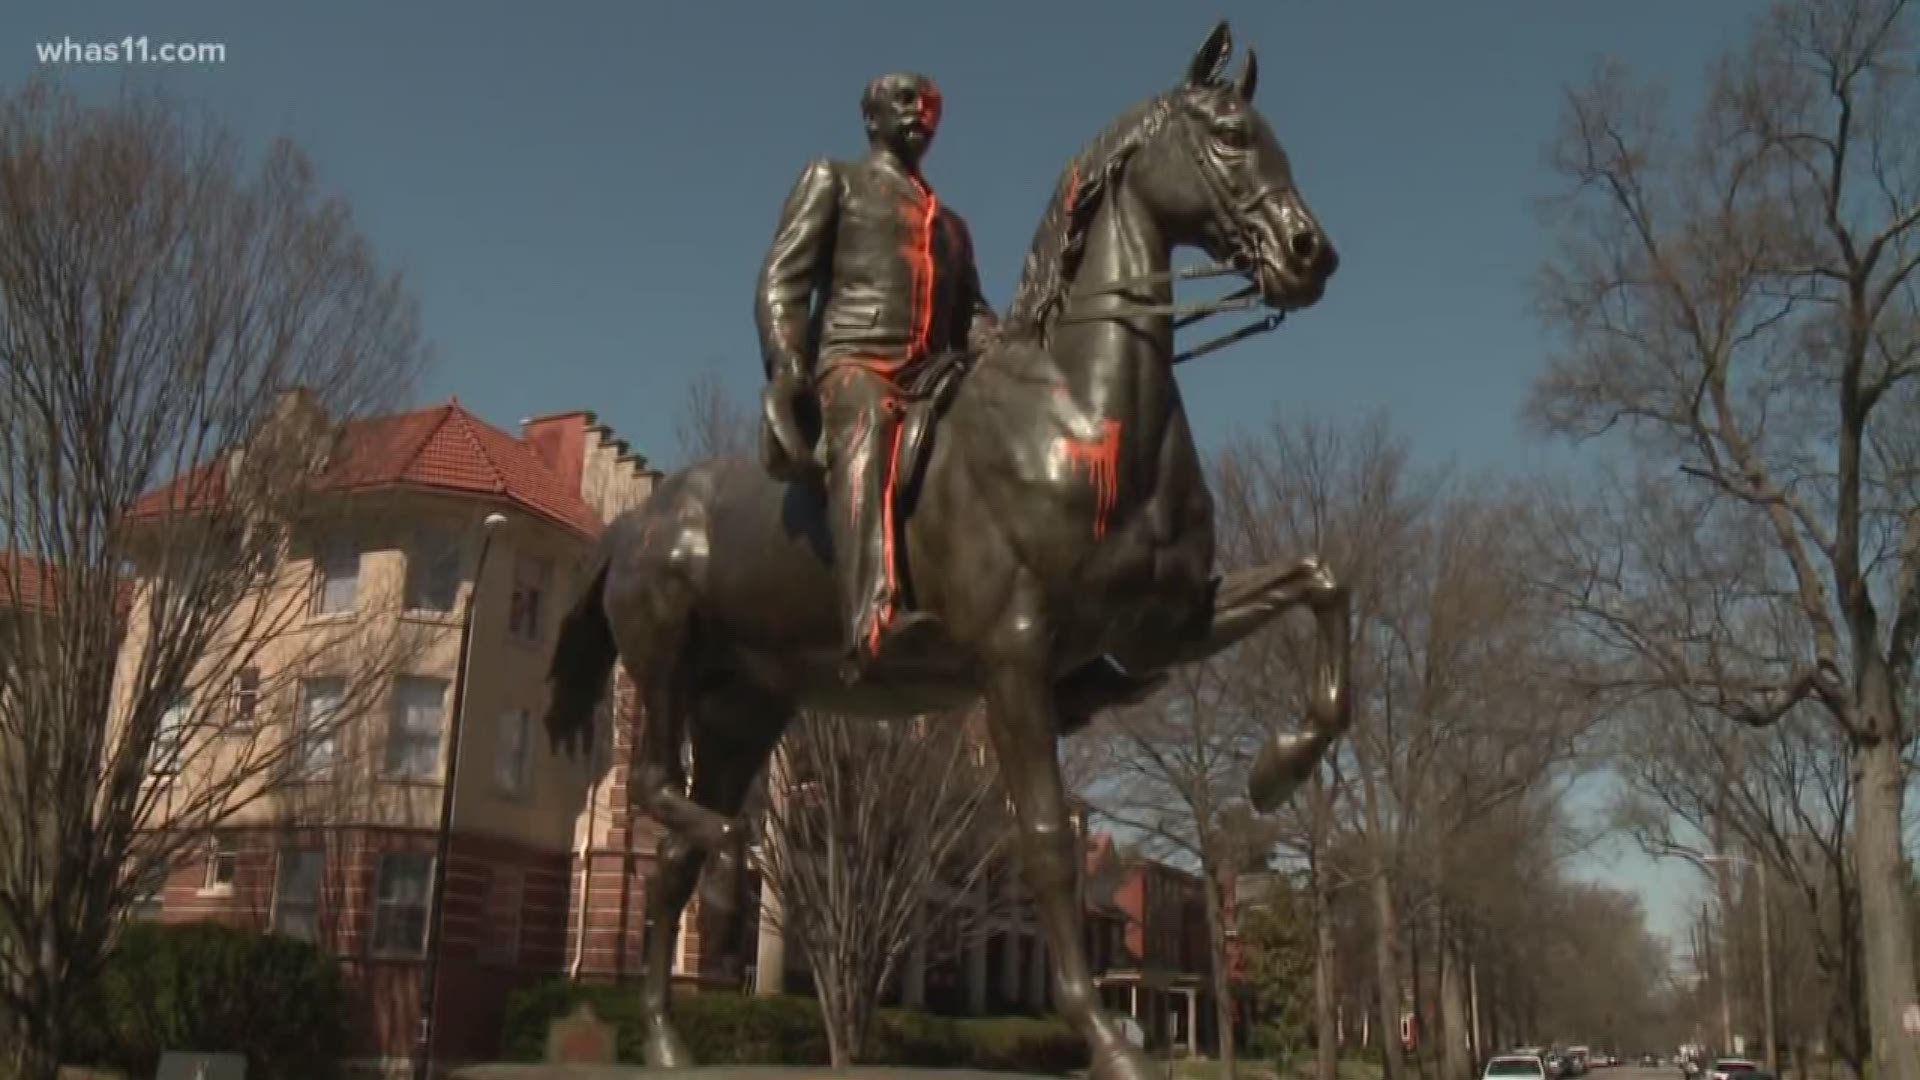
[415,510,507,1080]
[1703,853,1776,1076]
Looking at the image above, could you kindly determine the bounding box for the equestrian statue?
[544,23,1350,1080]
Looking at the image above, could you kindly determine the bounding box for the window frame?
[403,527,462,614]
[311,537,360,616]
[200,836,238,896]
[271,848,325,942]
[369,851,435,958]
[494,707,530,796]
[383,676,448,781]
[295,677,345,780]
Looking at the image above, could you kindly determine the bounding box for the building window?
[385,676,446,780]
[148,697,190,777]
[480,867,524,967]
[272,849,324,942]
[507,557,549,641]
[201,837,238,895]
[371,852,433,956]
[405,529,461,613]
[311,538,359,615]
[295,678,343,779]
[229,666,260,729]
[494,708,530,796]
[129,862,168,920]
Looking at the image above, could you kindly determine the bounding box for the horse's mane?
[1003,92,1180,343]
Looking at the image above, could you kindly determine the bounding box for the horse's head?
[1129,22,1338,310]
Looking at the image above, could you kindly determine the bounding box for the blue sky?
[4,0,1768,949]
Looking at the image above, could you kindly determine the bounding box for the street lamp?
[415,510,508,1080]
[1701,853,1776,1076]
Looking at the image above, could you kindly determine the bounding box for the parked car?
[1486,1055,1551,1080]
[1708,1059,1761,1080]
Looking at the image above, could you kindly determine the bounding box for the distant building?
[1083,830,1247,1056]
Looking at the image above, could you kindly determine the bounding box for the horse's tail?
[544,555,617,758]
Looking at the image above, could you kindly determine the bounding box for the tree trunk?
[1203,864,1239,1079]
[1374,870,1408,1080]
[1854,715,1920,1080]
[1316,863,1340,1080]
[1440,918,1474,1080]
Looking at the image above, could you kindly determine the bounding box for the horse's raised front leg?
[1190,555,1351,812]
[982,623,1158,1080]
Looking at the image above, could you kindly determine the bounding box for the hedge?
[68,920,351,1080]
[500,981,1088,1074]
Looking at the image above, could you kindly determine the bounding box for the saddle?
[757,346,976,507]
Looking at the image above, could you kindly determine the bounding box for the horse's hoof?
[642,1019,694,1069]
[1248,730,1330,812]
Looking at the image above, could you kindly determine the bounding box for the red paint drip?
[907,180,939,360]
[1058,419,1123,539]
[865,402,909,658]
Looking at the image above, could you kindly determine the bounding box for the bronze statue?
[755,71,1000,683]
[546,23,1349,1080]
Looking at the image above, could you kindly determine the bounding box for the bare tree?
[1610,700,1866,1073]
[673,370,758,467]
[0,84,423,1078]
[752,710,1007,1067]
[1527,2,1920,1074]
[1086,658,1277,1080]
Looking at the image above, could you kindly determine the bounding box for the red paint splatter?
[1057,419,1123,539]
[899,179,940,362]
[861,398,910,660]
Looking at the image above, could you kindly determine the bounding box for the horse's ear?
[1235,48,1258,101]
[1186,21,1233,88]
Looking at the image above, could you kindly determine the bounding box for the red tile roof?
[130,400,605,539]
[0,551,57,613]
[0,552,133,616]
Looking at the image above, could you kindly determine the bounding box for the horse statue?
[543,22,1349,1080]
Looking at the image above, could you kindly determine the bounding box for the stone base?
[454,1067,1056,1080]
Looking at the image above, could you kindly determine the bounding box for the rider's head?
[862,72,942,169]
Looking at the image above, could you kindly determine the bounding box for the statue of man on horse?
[755,70,1001,684]
[546,24,1347,1080]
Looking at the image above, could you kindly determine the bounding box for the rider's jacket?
[756,153,999,382]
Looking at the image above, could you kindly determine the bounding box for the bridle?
[1055,108,1289,365]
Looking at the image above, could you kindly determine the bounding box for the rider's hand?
[761,368,819,478]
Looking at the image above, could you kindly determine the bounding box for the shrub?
[499,982,1088,1073]
[954,1015,1090,1074]
[70,921,350,1080]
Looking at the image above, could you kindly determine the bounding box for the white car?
[1486,1056,1550,1080]
[1708,1060,1760,1080]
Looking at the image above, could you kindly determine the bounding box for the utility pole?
[414,511,507,1080]
[1756,856,1776,1076]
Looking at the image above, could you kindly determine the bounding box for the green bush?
[70,921,351,1080]
[953,1015,1090,1074]
[499,982,1088,1073]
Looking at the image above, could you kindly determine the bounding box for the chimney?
[521,410,593,496]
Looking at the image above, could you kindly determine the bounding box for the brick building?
[1083,830,1246,1056]
[105,395,1240,1072]
[120,398,681,1073]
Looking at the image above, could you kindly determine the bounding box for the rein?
[1051,110,1289,365]
[1055,259,1287,366]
